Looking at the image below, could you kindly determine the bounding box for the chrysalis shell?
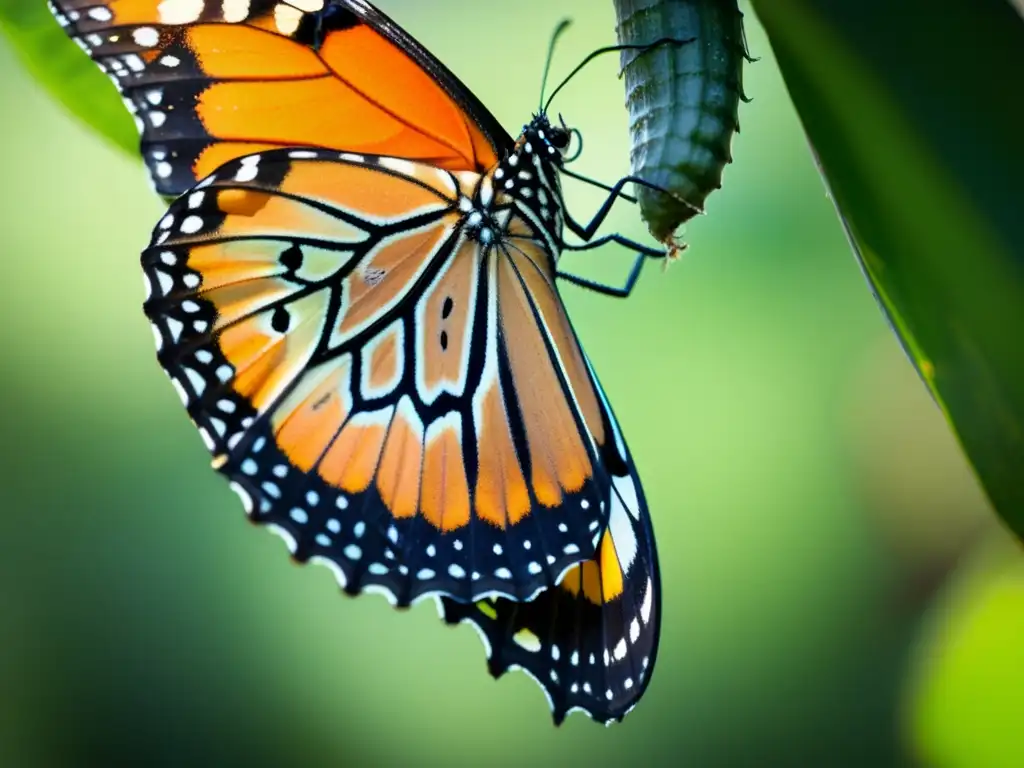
[614,0,748,249]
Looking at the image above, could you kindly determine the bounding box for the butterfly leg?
[559,177,679,297]
[557,233,666,295]
[565,175,694,241]
[556,253,646,298]
[563,233,664,258]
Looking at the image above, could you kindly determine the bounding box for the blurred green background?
[0,1,1013,766]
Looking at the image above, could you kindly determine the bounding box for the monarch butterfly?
[614,0,749,252]
[49,0,665,724]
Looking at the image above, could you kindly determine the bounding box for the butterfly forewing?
[143,149,617,606]
[50,0,513,196]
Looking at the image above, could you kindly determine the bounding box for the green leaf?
[749,0,1024,537]
[0,2,136,155]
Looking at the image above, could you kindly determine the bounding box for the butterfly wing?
[439,377,660,725]
[49,0,513,196]
[142,148,621,606]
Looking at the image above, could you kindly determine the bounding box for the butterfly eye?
[548,127,571,150]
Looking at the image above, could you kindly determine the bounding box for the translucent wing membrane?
[49,0,513,196]
[142,149,623,606]
[439,384,660,725]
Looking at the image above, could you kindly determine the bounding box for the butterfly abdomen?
[614,0,748,244]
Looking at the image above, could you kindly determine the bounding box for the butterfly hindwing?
[49,0,513,196]
[439,376,661,725]
[143,149,625,606]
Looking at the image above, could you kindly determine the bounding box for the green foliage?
[0,1,136,155]
[905,537,1024,768]
[750,0,1024,538]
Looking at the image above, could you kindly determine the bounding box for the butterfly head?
[517,114,573,166]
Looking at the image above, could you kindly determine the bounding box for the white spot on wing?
[132,27,159,47]
[234,155,261,183]
[221,0,251,23]
[640,577,653,624]
[183,367,206,396]
[158,0,204,24]
[180,216,203,234]
[448,564,466,579]
[513,630,541,653]
[613,638,627,661]
[166,316,184,342]
[274,2,302,34]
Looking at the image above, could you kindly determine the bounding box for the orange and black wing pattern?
[49,0,512,196]
[52,0,664,727]
[141,149,623,606]
[439,370,660,725]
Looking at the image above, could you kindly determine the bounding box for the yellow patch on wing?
[558,531,625,605]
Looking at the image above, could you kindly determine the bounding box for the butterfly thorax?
[462,115,569,258]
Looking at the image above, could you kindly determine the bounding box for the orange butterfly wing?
[142,149,618,606]
[51,0,512,195]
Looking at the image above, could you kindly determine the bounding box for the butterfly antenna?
[543,36,696,114]
[539,18,573,112]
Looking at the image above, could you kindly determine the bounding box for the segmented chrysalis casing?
[614,0,748,247]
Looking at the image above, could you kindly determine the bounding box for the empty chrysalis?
[614,0,750,253]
